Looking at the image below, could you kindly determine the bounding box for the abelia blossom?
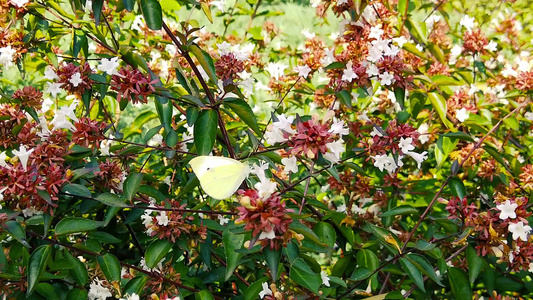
[497,200,518,220]
[508,222,532,241]
[111,66,157,104]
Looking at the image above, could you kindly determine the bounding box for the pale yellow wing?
[190,156,250,200]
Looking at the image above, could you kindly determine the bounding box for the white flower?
[455,108,470,122]
[370,127,383,137]
[415,44,424,52]
[88,278,113,300]
[485,40,498,52]
[321,271,331,287]
[425,15,441,28]
[120,293,140,300]
[336,0,348,6]
[367,44,384,62]
[379,72,394,86]
[0,151,7,167]
[45,82,63,98]
[0,46,16,67]
[404,151,428,169]
[148,134,163,147]
[496,200,518,220]
[98,57,121,76]
[69,72,83,87]
[341,61,358,82]
[366,64,380,77]
[324,140,345,163]
[336,203,346,213]
[50,112,75,131]
[254,179,277,200]
[265,114,296,145]
[294,65,312,78]
[259,230,276,240]
[329,118,349,136]
[392,36,408,48]
[42,97,54,113]
[281,156,298,174]
[44,66,59,81]
[418,123,429,144]
[9,0,28,7]
[12,145,34,171]
[211,0,226,11]
[508,222,532,241]
[384,44,400,57]
[265,62,287,80]
[156,211,169,226]
[301,29,316,39]
[22,206,42,218]
[460,15,476,31]
[398,137,415,153]
[259,282,273,299]
[372,154,392,172]
[218,215,230,225]
[368,26,384,40]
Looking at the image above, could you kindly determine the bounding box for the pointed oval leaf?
[124,173,143,201]
[449,177,466,200]
[3,220,30,247]
[428,92,453,129]
[123,275,149,296]
[406,253,444,287]
[313,222,336,248]
[223,98,261,135]
[97,254,121,284]
[27,245,52,296]
[399,257,425,292]
[189,44,217,84]
[264,247,282,280]
[194,109,218,155]
[145,239,172,269]
[55,218,103,235]
[223,230,245,281]
[96,193,129,207]
[448,267,472,300]
[466,246,483,284]
[140,0,162,30]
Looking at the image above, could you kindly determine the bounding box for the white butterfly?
[189,156,250,200]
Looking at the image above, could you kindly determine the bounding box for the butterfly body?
[189,156,250,200]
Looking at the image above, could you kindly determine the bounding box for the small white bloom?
[156,211,169,226]
[329,118,349,136]
[321,270,331,287]
[0,151,7,168]
[265,62,287,80]
[12,145,34,171]
[341,61,358,82]
[69,72,83,87]
[44,66,59,81]
[45,82,63,98]
[0,46,16,67]
[259,282,273,299]
[294,65,312,78]
[508,221,532,241]
[379,72,394,86]
[217,215,230,225]
[9,0,28,7]
[259,230,276,240]
[281,156,298,174]
[460,15,476,31]
[301,29,316,39]
[211,0,226,11]
[368,26,384,40]
[425,15,441,28]
[398,137,415,153]
[148,134,163,147]
[392,36,408,48]
[497,200,518,220]
[41,97,54,113]
[404,151,428,169]
[336,203,347,213]
[455,108,470,122]
[98,57,121,76]
[485,40,498,52]
[366,64,380,77]
[88,278,113,300]
[418,123,429,144]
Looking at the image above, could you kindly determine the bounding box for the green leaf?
[67,289,88,300]
[140,0,163,30]
[145,239,172,269]
[92,0,104,26]
[223,230,244,281]
[124,173,143,201]
[36,283,58,299]
[428,92,453,129]
[62,183,92,198]
[194,109,218,155]
[399,257,425,292]
[394,87,405,109]
[264,247,282,280]
[123,275,148,296]
[449,177,466,200]
[380,205,418,217]
[189,44,217,83]
[448,267,472,300]
[336,90,352,109]
[313,222,336,248]
[200,2,213,23]
[72,29,88,58]
[466,246,483,284]
[55,218,103,235]
[431,75,462,86]
[27,245,52,296]
[66,251,89,286]
[224,98,261,135]
[3,220,30,247]
[289,258,321,294]
[97,254,121,283]
[406,254,444,287]
[244,276,269,300]
[195,290,215,300]
[96,193,129,207]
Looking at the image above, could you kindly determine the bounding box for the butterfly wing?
[190,156,250,200]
